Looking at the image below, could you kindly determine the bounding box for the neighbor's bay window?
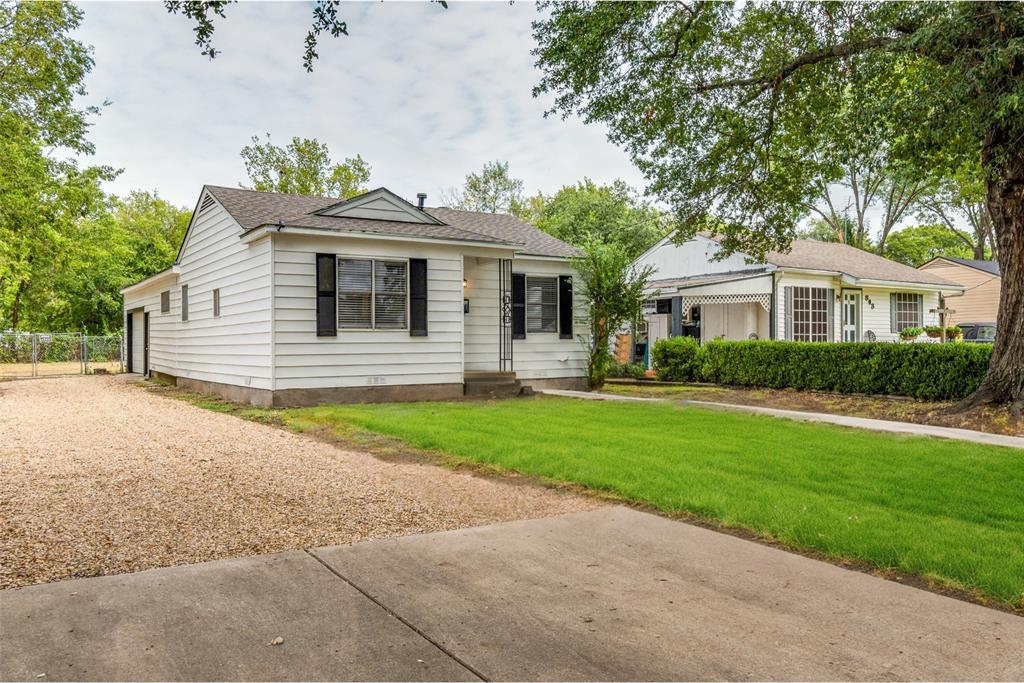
[526,276,558,333]
[791,286,829,342]
[893,293,922,332]
[337,258,407,330]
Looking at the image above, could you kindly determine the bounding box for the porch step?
[463,371,529,398]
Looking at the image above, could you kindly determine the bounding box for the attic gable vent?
[198,194,216,215]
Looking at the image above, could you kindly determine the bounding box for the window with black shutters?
[316,254,337,336]
[558,275,573,339]
[409,259,428,336]
[512,273,526,339]
[336,258,408,330]
[160,291,170,314]
[526,276,558,333]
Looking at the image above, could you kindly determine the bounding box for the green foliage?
[442,160,526,215]
[899,326,925,340]
[698,340,991,401]
[526,179,671,259]
[606,362,646,379]
[0,1,98,152]
[571,242,654,389]
[240,134,371,199]
[946,326,962,338]
[884,224,975,266]
[533,3,1024,256]
[651,336,701,382]
[289,399,1024,607]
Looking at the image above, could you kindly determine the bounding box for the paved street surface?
[3,507,1021,681]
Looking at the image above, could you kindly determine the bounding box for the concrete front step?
[464,381,525,398]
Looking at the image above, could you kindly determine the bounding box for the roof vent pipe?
[416,193,427,209]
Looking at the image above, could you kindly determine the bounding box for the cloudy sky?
[72,1,647,209]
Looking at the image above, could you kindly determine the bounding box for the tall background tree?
[1,2,192,333]
[526,179,671,260]
[533,1,1024,409]
[441,160,526,215]
[240,134,371,198]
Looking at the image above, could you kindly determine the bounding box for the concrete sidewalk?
[539,388,1024,449]
[2,507,1021,681]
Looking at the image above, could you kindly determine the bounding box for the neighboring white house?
[120,185,588,406]
[632,232,965,365]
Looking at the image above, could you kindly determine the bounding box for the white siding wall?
[636,235,764,282]
[774,273,941,343]
[122,194,273,389]
[463,257,499,371]
[511,258,588,381]
[172,198,273,389]
[699,303,767,342]
[272,233,465,389]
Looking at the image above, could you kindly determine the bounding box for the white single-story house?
[120,185,588,406]
[632,233,965,363]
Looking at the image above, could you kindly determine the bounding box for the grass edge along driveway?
[277,397,1024,610]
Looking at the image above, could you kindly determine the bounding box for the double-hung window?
[791,286,829,342]
[526,276,558,333]
[337,258,407,330]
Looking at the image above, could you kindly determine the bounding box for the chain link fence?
[0,332,124,379]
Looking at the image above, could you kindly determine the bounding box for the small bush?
[607,362,647,379]
[698,340,991,400]
[651,336,701,382]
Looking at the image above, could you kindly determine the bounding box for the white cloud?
[72,1,647,208]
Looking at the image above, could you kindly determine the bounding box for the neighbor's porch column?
[671,296,682,337]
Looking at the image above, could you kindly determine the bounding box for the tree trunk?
[960,132,1024,412]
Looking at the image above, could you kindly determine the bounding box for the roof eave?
[842,274,965,291]
[120,265,180,295]
[243,224,523,252]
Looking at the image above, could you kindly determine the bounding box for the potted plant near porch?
[945,325,963,342]
[924,325,944,338]
[899,326,924,342]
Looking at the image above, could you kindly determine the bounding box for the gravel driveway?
[0,375,595,589]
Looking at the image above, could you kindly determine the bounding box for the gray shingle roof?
[762,239,962,287]
[204,185,579,258]
[934,257,1001,277]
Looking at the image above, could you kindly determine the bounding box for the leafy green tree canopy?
[240,134,371,198]
[0,1,99,151]
[883,224,976,267]
[529,179,670,259]
[533,1,1024,406]
[442,160,526,215]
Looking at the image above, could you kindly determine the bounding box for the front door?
[841,290,860,342]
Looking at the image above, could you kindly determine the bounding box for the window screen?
[338,258,373,329]
[160,291,170,314]
[791,287,828,342]
[374,261,407,329]
[336,259,407,330]
[212,288,220,317]
[526,276,558,333]
[894,293,921,332]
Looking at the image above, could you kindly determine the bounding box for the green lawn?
[279,397,1024,608]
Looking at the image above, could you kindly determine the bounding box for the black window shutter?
[316,253,337,337]
[409,258,428,336]
[558,275,573,339]
[512,273,526,339]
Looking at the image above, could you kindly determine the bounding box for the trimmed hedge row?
[652,338,991,401]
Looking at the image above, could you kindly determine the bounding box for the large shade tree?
[533,1,1024,409]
